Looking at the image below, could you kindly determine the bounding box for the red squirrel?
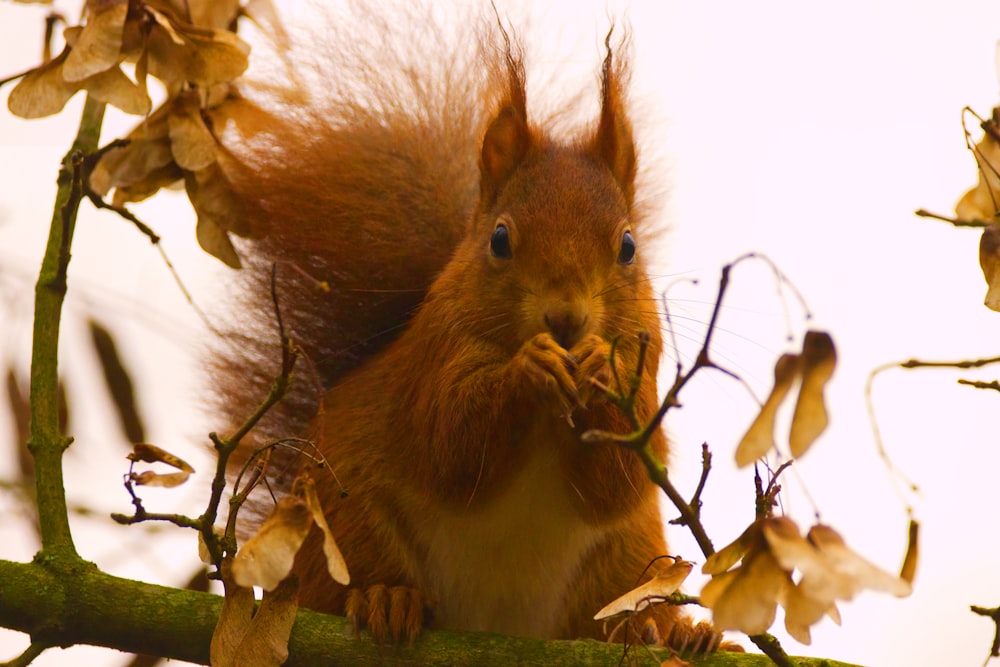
[213,3,723,652]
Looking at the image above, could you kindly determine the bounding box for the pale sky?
[2,2,1000,666]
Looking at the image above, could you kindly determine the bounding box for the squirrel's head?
[473,146,647,351]
[449,33,659,354]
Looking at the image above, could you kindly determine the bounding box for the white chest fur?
[417,446,603,637]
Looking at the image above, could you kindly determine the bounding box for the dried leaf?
[780,583,838,645]
[188,0,242,30]
[788,331,836,458]
[181,28,250,86]
[7,48,79,118]
[168,90,218,171]
[89,319,144,443]
[703,522,761,576]
[701,548,789,635]
[112,164,185,205]
[90,106,174,196]
[194,210,241,268]
[735,353,800,467]
[703,517,907,645]
[145,6,185,44]
[770,519,910,643]
[233,577,299,667]
[184,163,251,231]
[129,442,194,472]
[211,560,256,667]
[131,469,191,487]
[979,224,1000,311]
[900,520,919,585]
[119,6,145,56]
[133,40,150,99]
[232,495,312,590]
[762,516,828,576]
[82,64,151,116]
[297,477,350,586]
[697,569,736,612]
[144,8,250,87]
[762,517,855,603]
[62,2,128,82]
[806,525,912,599]
[956,124,1000,221]
[594,559,693,620]
[186,158,257,262]
[8,30,150,119]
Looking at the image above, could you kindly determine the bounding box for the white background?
[1,1,999,666]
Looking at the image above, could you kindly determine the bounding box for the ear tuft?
[481,105,531,201]
[480,19,531,206]
[592,27,636,205]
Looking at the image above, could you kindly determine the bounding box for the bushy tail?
[208,3,522,447]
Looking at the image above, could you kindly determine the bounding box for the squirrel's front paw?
[569,334,616,406]
[345,584,427,644]
[512,332,580,414]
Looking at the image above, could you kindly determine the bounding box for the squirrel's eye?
[490,223,513,259]
[617,230,636,265]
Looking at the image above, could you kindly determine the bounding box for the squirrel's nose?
[544,307,589,349]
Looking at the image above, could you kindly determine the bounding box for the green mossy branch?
[27,95,107,561]
[0,558,862,667]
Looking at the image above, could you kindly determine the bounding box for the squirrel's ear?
[481,105,531,204]
[592,32,636,205]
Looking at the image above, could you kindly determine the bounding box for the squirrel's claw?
[515,332,581,414]
[662,618,744,656]
[569,334,616,406]
[346,584,427,644]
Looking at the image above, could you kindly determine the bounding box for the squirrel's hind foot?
[661,618,746,655]
[345,584,427,644]
[608,608,744,656]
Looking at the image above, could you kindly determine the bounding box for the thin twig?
[755,461,792,521]
[110,509,202,529]
[690,443,711,513]
[201,265,299,565]
[867,354,1000,505]
[898,355,1000,370]
[914,208,990,229]
[970,604,1000,660]
[958,379,1000,392]
[153,243,221,336]
[85,191,161,243]
[865,362,921,506]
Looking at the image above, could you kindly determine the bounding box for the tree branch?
[27,94,106,560]
[0,558,860,667]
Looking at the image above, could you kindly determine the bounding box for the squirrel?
[210,2,727,653]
